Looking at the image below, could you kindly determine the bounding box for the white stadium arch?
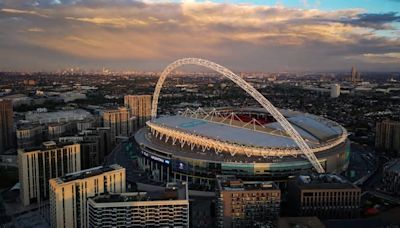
[151,58,325,173]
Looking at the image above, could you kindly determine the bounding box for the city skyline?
[0,0,399,72]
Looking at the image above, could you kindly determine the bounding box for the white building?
[49,165,126,228]
[87,182,189,228]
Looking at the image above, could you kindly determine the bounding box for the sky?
[0,0,399,72]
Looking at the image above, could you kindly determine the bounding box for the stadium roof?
[152,112,342,148]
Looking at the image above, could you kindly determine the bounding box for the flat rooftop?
[60,164,123,183]
[295,174,358,190]
[217,175,279,191]
[91,182,188,203]
[21,141,76,153]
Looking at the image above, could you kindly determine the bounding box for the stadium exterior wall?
[134,127,350,191]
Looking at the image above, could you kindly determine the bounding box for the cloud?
[0,0,399,71]
[342,12,400,29]
[27,27,45,32]
[0,8,49,17]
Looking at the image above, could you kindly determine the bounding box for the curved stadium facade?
[134,107,350,190]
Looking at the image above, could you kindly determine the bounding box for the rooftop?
[217,175,279,191]
[151,110,343,149]
[91,182,188,203]
[294,173,358,190]
[21,141,76,153]
[59,164,123,183]
[135,126,345,163]
[25,108,92,124]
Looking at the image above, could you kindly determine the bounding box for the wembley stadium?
[133,58,350,190]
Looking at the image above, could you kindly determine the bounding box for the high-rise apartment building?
[216,175,281,228]
[124,95,152,128]
[87,182,189,228]
[18,141,81,206]
[288,174,361,219]
[102,107,136,145]
[16,124,43,149]
[82,127,112,159]
[376,119,400,156]
[49,164,126,228]
[0,99,14,153]
[48,122,75,140]
[59,127,112,169]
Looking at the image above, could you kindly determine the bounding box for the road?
[104,138,160,186]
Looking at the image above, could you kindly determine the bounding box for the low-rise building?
[288,174,361,219]
[25,109,92,124]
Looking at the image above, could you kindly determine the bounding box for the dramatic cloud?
[0,0,399,71]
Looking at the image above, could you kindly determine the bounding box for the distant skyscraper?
[102,107,136,145]
[0,99,14,153]
[87,182,189,228]
[288,174,361,219]
[216,175,281,228]
[49,164,126,228]
[124,95,152,128]
[18,141,81,206]
[350,66,361,83]
[330,84,340,98]
[376,119,400,156]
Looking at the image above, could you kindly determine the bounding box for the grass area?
[0,167,18,189]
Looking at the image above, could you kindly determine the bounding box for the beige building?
[49,164,126,228]
[102,107,136,145]
[124,95,152,128]
[0,99,14,153]
[216,175,281,228]
[87,182,189,228]
[18,141,81,206]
